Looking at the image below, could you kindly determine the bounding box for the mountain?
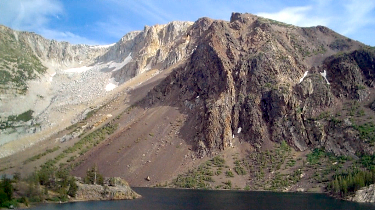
[140,13,374,157]
[1,12,375,198]
[71,13,375,192]
[0,21,192,155]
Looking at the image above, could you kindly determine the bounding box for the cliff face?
[143,12,375,157]
[106,21,193,83]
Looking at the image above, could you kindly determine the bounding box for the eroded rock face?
[75,177,140,201]
[351,184,375,203]
[107,21,194,83]
[143,12,374,157]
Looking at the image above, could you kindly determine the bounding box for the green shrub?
[7,110,34,123]
[223,180,232,189]
[307,148,326,165]
[225,171,234,177]
[353,122,375,143]
[234,166,246,175]
[24,146,60,164]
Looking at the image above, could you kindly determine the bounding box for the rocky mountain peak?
[230,12,258,23]
[141,13,375,157]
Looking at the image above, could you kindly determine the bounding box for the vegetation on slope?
[0,29,46,94]
[0,164,109,208]
[169,140,375,198]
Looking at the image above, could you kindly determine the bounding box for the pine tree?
[333,177,340,193]
[85,165,104,185]
[67,178,78,197]
[0,176,13,201]
[341,180,348,197]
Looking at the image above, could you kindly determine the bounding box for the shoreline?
[22,186,368,209]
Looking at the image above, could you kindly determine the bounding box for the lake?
[31,187,375,210]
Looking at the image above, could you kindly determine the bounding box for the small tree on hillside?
[0,175,13,201]
[84,165,104,185]
[67,177,78,197]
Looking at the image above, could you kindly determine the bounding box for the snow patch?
[105,78,118,92]
[110,53,132,72]
[143,61,152,72]
[320,70,330,84]
[89,43,115,49]
[105,83,117,92]
[49,72,56,82]
[232,134,235,139]
[299,71,308,83]
[64,66,92,73]
[237,127,242,134]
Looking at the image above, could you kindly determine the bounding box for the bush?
[212,156,225,167]
[7,110,34,122]
[0,176,13,201]
[234,166,246,175]
[307,148,326,165]
[223,180,232,188]
[0,176,14,207]
[353,122,375,143]
[225,171,234,177]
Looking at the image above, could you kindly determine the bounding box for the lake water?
[32,187,375,210]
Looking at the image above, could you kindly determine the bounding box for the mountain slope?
[139,13,373,157]
[66,13,375,191]
[1,12,375,197]
[0,21,193,156]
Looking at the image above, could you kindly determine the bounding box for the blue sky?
[0,0,374,46]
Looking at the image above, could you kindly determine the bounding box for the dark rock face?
[142,12,375,157]
[371,100,375,112]
[324,50,375,100]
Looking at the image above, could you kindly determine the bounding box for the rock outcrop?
[351,184,375,202]
[142,12,374,157]
[75,177,140,201]
[107,21,193,83]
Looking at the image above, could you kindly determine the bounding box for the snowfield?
[110,53,133,72]
[89,43,116,49]
[64,66,92,73]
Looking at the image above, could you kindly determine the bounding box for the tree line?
[328,168,375,197]
[0,164,106,208]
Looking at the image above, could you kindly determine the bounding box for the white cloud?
[0,0,63,31]
[340,0,375,35]
[257,6,329,27]
[0,0,98,45]
[254,1,375,45]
